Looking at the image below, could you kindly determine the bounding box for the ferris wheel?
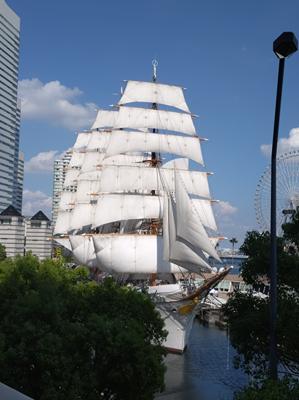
[255,149,299,234]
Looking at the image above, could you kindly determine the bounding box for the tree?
[0,254,166,400]
[229,237,238,255]
[224,209,299,381]
[0,243,6,261]
[234,378,299,400]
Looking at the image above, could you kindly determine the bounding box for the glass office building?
[0,0,23,213]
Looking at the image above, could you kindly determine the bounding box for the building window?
[0,218,11,224]
[31,222,41,228]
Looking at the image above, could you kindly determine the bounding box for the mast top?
[152,59,158,82]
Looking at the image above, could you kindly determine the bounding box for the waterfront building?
[0,0,23,213]
[25,211,52,260]
[52,151,73,225]
[209,253,248,275]
[0,205,25,257]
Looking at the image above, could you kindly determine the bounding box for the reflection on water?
[156,320,248,400]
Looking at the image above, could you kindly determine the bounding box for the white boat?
[54,61,227,352]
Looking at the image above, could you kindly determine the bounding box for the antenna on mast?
[152,59,158,82]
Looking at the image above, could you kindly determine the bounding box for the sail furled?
[118,80,190,113]
[114,107,196,136]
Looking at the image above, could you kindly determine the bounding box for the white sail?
[114,106,196,136]
[162,158,189,170]
[59,191,77,210]
[73,132,90,150]
[53,237,72,251]
[54,75,223,282]
[93,234,186,274]
[105,130,203,165]
[69,235,98,268]
[118,80,190,113]
[69,151,85,168]
[69,203,96,231]
[163,194,211,272]
[86,130,112,151]
[80,152,105,172]
[80,151,148,174]
[64,168,80,187]
[76,180,101,203]
[175,175,220,260]
[93,164,210,198]
[192,199,217,232]
[102,154,147,165]
[91,110,118,130]
[93,194,163,228]
[54,210,72,235]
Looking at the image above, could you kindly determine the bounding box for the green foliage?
[240,230,299,290]
[234,378,299,400]
[0,254,166,400]
[282,210,299,252]
[0,243,6,261]
[224,209,299,379]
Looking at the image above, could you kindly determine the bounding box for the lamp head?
[273,32,298,59]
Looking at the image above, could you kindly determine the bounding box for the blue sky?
[9,0,299,246]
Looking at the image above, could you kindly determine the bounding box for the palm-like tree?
[229,237,238,256]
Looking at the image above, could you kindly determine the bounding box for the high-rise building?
[15,149,24,211]
[52,151,73,226]
[0,0,23,213]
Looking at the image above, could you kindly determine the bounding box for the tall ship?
[54,61,228,352]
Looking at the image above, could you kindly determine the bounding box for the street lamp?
[270,32,298,380]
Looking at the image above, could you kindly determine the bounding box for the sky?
[8,0,299,247]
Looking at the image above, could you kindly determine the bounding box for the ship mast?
[150,59,159,169]
[149,60,160,275]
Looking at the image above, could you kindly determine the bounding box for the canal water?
[156,320,248,400]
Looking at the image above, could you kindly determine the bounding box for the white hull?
[150,284,197,353]
[156,302,196,353]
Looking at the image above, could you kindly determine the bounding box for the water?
[156,320,248,400]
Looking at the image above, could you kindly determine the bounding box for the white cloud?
[25,150,64,173]
[215,200,238,216]
[261,127,299,157]
[19,78,97,130]
[22,189,52,217]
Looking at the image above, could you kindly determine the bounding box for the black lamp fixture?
[273,32,298,58]
[269,31,297,380]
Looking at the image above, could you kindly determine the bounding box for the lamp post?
[270,32,298,380]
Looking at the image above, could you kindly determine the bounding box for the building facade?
[0,205,25,257]
[0,206,52,260]
[52,151,73,226]
[25,211,52,260]
[0,0,23,213]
